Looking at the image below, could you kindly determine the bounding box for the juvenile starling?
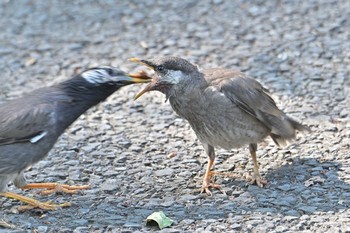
[131,56,310,195]
[0,66,150,210]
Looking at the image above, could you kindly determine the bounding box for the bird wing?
[207,68,283,116]
[203,68,310,146]
[205,68,286,129]
[0,97,57,146]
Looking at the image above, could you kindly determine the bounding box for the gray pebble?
[100,179,119,191]
[155,168,174,177]
[37,226,49,233]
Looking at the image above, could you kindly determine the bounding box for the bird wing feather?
[205,68,285,129]
[0,97,57,146]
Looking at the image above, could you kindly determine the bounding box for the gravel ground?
[0,0,349,232]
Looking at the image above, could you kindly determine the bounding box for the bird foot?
[21,183,90,195]
[201,177,226,196]
[17,200,71,212]
[246,173,267,187]
[0,219,15,229]
[201,183,225,196]
[199,170,227,196]
[1,192,71,212]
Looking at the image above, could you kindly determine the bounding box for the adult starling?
[0,66,150,210]
[131,56,310,195]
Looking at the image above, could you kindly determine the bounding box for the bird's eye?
[156,65,165,72]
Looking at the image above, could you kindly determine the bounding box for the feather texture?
[0,67,131,192]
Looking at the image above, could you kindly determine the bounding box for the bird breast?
[169,86,270,149]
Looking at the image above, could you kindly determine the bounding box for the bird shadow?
[218,157,350,216]
[147,157,350,226]
[1,157,349,230]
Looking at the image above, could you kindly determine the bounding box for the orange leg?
[21,183,90,195]
[246,143,267,187]
[0,192,71,212]
[201,157,224,196]
[201,144,226,196]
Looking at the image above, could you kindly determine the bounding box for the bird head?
[129,57,199,100]
[80,66,151,87]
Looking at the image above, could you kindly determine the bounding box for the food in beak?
[127,70,152,83]
[129,58,158,99]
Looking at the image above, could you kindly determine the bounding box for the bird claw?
[18,201,71,212]
[21,183,90,196]
[201,183,226,196]
[0,219,15,229]
[246,173,267,187]
[40,185,86,195]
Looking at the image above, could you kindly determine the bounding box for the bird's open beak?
[134,80,157,100]
[126,70,152,83]
[128,58,156,70]
[129,58,158,100]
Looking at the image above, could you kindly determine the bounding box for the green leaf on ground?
[146,211,173,229]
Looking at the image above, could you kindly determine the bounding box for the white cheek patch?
[82,69,111,84]
[164,70,184,84]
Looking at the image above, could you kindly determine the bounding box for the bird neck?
[167,71,206,100]
[54,77,119,131]
[167,71,208,118]
[60,77,118,105]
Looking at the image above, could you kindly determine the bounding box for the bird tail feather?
[258,112,311,147]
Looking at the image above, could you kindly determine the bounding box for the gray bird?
[131,56,310,195]
[0,67,150,210]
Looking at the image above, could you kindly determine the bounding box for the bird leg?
[201,144,225,196]
[247,143,267,187]
[21,183,90,195]
[0,192,71,211]
[202,157,222,196]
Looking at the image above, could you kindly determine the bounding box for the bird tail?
[258,112,311,147]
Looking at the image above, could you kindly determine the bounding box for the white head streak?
[81,67,125,84]
[81,69,110,84]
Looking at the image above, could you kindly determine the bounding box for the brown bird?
[131,56,310,195]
